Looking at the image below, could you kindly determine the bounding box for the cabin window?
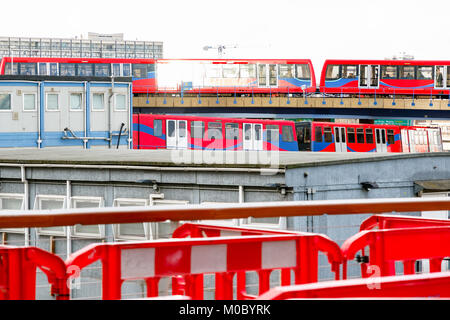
[191,121,205,139]
[417,66,433,80]
[23,93,36,111]
[239,64,256,78]
[70,93,82,110]
[267,125,279,143]
[154,119,163,137]
[365,128,374,144]
[115,94,127,111]
[400,66,415,79]
[342,65,357,78]
[295,64,311,80]
[279,65,295,78]
[347,127,355,143]
[206,64,222,78]
[381,66,398,79]
[46,93,59,111]
[208,122,223,140]
[324,127,332,143]
[315,126,323,142]
[225,123,239,140]
[387,129,395,145]
[222,65,239,78]
[1,94,12,110]
[282,126,295,142]
[92,93,104,111]
[356,128,365,143]
[325,65,340,80]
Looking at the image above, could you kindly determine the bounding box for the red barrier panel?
[257,271,450,299]
[172,223,301,299]
[360,214,450,231]
[0,246,69,300]
[66,233,342,300]
[341,226,450,279]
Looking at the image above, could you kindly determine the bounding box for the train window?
[92,93,104,111]
[239,64,256,78]
[223,65,239,78]
[4,63,11,75]
[112,64,121,77]
[387,129,395,145]
[147,64,155,73]
[225,123,239,140]
[279,65,295,78]
[60,63,76,76]
[38,63,47,75]
[191,121,205,139]
[206,64,222,78]
[23,93,36,111]
[366,128,374,144]
[0,93,11,110]
[78,64,94,76]
[244,124,252,140]
[315,126,323,142]
[208,122,223,140]
[167,121,176,138]
[325,65,340,80]
[381,66,398,79]
[347,128,355,143]
[417,66,433,80]
[123,64,131,76]
[342,65,357,78]
[282,126,295,142]
[267,125,279,143]
[323,127,332,143]
[269,65,277,86]
[381,130,386,144]
[295,64,311,80]
[356,128,365,143]
[94,64,111,77]
[255,124,262,141]
[179,121,186,138]
[154,120,163,137]
[49,63,58,76]
[46,93,59,111]
[304,127,311,143]
[399,66,415,79]
[70,93,82,110]
[132,64,148,78]
[19,63,37,75]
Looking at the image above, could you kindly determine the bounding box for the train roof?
[137,113,295,124]
[323,59,450,66]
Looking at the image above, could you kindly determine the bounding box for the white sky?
[2,0,450,73]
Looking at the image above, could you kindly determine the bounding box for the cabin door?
[334,127,347,152]
[243,123,263,151]
[359,65,379,89]
[375,128,387,152]
[166,120,187,150]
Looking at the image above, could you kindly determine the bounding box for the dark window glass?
[267,125,279,143]
[324,127,332,143]
[208,122,222,140]
[154,120,162,137]
[147,64,155,73]
[244,124,252,140]
[123,64,131,76]
[255,124,262,141]
[0,94,11,110]
[340,128,346,143]
[381,130,386,144]
[39,63,47,75]
[315,126,323,142]
[335,128,340,143]
[296,64,311,79]
[381,66,398,79]
[179,121,186,138]
[357,128,365,143]
[191,121,205,139]
[347,128,355,143]
[282,125,295,142]
[387,129,395,145]
[342,65,357,78]
[49,63,58,75]
[78,64,94,76]
[225,123,239,140]
[167,121,175,138]
[94,64,110,77]
[132,64,147,78]
[112,64,121,76]
[400,66,415,79]
[60,63,76,76]
[366,128,374,144]
[279,64,295,78]
[417,66,433,80]
[325,65,340,80]
[19,63,37,75]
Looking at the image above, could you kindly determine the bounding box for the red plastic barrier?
[0,246,69,300]
[341,226,450,279]
[360,214,450,231]
[66,233,342,300]
[257,271,450,299]
[172,223,301,298]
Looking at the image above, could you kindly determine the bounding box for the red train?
[133,114,443,153]
[0,57,316,95]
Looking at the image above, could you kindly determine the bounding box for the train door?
[243,123,263,151]
[334,127,347,152]
[166,119,187,150]
[427,128,443,152]
[401,129,410,152]
[359,65,379,89]
[375,128,387,152]
[434,66,448,89]
[258,64,278,87]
